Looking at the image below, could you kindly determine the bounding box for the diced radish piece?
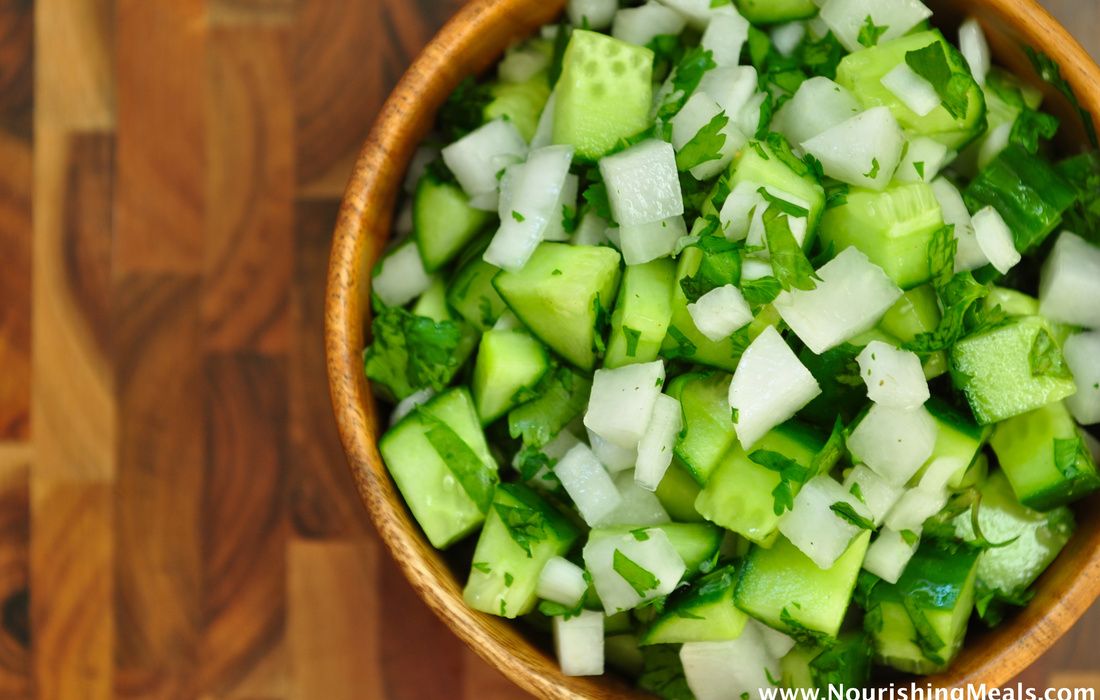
[819,0,933,53]
[442,119,528,203]
[931,178,987,272]
[918,457,963,493]
[613,2,687,46]
[959,18,991,86]
[585,361,667,449]
[978,121,1013,171]
[554,610,605,676]
[568,0,618,29]
[843,464,904,526]
[758,624,796,659]
[736,92,766,138]
[538,556,589,607]
[554,443,624,526]
[847,404,938,486]
[531,91,556,149]
[881,64,941,117]
[542,174,580,243]
[972,206,1021,274]
[390,388,436,426]
[779,475,872,570]
[801,107,905,190]
[885,487,948,531]
[680,622,780,700]
[484,145,575,271]
[895,137,953,184]
[373,242,432,307]
[771,22,806,56]
[729,327,822,450]
[584,528,686,612]
[620,216,687,265]
[1063,332,1100,425]
[719,180,765,241]
[688,285,754,342]
[600,140,685,227]
[695,66,758,118]
[572,210,611,247]
[701,11,750,66]
[741,257,773,281]
[597,470,672,527]
[856,340,931,409]
[863,528,919,584]
[635,395,684,491]
[1040,232,1100,329]
[588,428,638,473]
[656,0,738,29]
[774,247,903,354]
[772,77,861,147]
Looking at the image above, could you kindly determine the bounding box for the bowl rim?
[325,1,1100,696]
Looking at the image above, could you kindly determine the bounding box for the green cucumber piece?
[605,259,676,368]
[807,633,874,690]
[735,531,872,641]
[878,284,948,378]
[985,286,1040,317]
[913,398,990,490]
[413,174,491,272]
[598,523,723,579]
[553,30,654,161]
[696,422,823,545]
[379,388,499,549]
[732,139,826,235]
[836,30,987,150]
[862,540,981,674]
[640,566,747,645]
[472,329,551,425]
[655,459,706,523]
[990,401,1100,510]
[953,470,1075,602]
[448,252,509,332]
[508,366,593,448]
[463,483,579,618]
[493,242,622,371]
[949,316,1078,425]
[818,183,944,290]
[963,143,1077,254]
[669,372,737,486]
[605,634,645,677]
[484,74,551,142]
[737,0,817,24]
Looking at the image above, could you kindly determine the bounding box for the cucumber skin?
[669,372,737,486]
[413,174,491,272]
[640,566,747,645]
[605,259,676,369]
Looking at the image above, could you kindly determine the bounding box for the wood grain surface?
[0,0,1094,698]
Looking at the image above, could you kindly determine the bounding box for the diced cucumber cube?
[990,402,1100,510]
[496,39,552,85]
[913,398,989,491]
[641,565,747,645]
[668,372,736,485]
[554,610,605,676]
[606,259,676,369]
[554,443,623,526]
[856,340,930,409]
[447,250,508,332]
[1064,332,1100,425]
[380,388,498,549]
[485,73,552,141]
[731,138,827,234]
[800,107,905,190]
[696,421,823,545]
[585,360,666,450]
[863,528,920,584]
[1039,231,1100,329]
[636,395,683,492]
[772,77,862,147]
[441,119,528,204]
[472,329,551,425]
[736,531,872,641]
[554,30,654,160]
[863,540,980,674]
[655,460,706,522]
[820,0,933,52]
[584,528,687,613]
[848,403,938,486]
[599,140,684,228]
[412,175,491,272]
[774,247,904,354]
[949,316,1078,425]
[537,556,589,608]
[493,242,622,372]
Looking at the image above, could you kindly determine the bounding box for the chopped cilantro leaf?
[1025,47,1098,148]
[504,572,514,587]
[472,562,491,574]
[1029,328,1071,379]
[512,210,525,223]
[740,276,782,307]
[665,326,697,360]
[623,327,642,358]
[676,112,730,172]
[613,549,660,597]
[364,307,464,401]
[657,48,717,121]
[493,502,547,557]
[812,417,846,475]
[914,161,926,179]
[438,77,492,141]
[758,187,810,219]
[420,411,498,513]
[1011,109,1060,154]
[830,501,875,530]
[900,529,920,546]
[864,157,881,180]
[858,16,889,48]
[562,204,579,234]
[750,450,812,515]
[764,206,819,292]
[850,482,865,503]
[582,180,614,223]
[905,42,972,120]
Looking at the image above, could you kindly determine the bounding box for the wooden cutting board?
[0,0,1095,697]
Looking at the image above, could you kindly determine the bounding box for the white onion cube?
[729,327,821,450]
[843,464,904,526]
[847,404,938,486]
[687,285,754,343]
[695,66,758,118]
[779,475,872,570]
[587,428,638,473]
[1064,332,1100,425]
[554,444,623,526]
[772,77,861,147]
[896,137,952,184]
[584,361,666,450]
[620,216,687,265]
[758,624,796,659]
[554,610,604,676]
[774,247,903,354]
[584,528,686,612]
[572,210,611,247]
[959,18,991,86]
[567,0,618,29]
[719,180,765,241]
[612,2,687,46]
[1040,232,1100,329]
[635,395,684,491]
[881,64,941,117]
[597,470,672,527]
[885,487,948,532]
[680,622,780,700]
[801,107,905,190]
[819,0,933,52]
[441,119,528,201]
[373,242,432,307]
[972,206,1021,275]
[856,340,931,409]
[531,91,557,150]
[863,528,919,584]
[701,10,750,66]
[770,22,806,57]
[931,178,987,272]
[599,140,684,227]
[538,556,589,607]
[656,0,738,29]
[542,174,580,243]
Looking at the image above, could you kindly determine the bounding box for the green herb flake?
[420,411,498,512]
[900,529,920,546]
[676,112,730,172]
[750,450,813,515]
[850,482,865,503]
[1053,437,1086,480]
[562,204,579,234]
[813,417,847,475]
[631,528,651,542]
[864,157,881,180]
[905,42,972,120]
[613,549,660,597]
[758,187,810,219]
[665,326,698,360]
[364,307,464,401]
[512,210,526,223]
[1025,48,1098,148]
[914,161,926,179]
[657,48,718,121]
[858,16,889,48]
[830,501,875,530]
[623,326,642,358]
[472,562,492,574]
[504,572,514,587]
[1029,328,1072,379]
[740,276,782,307]
[764,206,819,293]
[493,502,547,557]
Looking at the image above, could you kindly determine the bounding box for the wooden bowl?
[325,1,1100,697]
